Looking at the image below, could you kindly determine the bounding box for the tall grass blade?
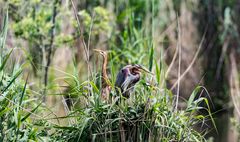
[0,10,8,49]
[1,69,22,93]
[19,75,28,106]
[0,49,13,71]
[21,102,42,122]
[149,43,154,71]
[155,59,160,84]
[187,86,201,110]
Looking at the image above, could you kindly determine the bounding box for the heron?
[115,64,152,98]
[93,49,111,100]
[94,49,152,100]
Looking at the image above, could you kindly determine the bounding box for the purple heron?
[94,49,152,99]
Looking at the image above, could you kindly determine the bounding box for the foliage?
[0,11,42,142]
[8,0,73,76]
[49,79,209,142]
[78,6,113,37]
[0,0,223,142]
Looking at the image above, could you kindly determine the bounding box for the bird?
[93,49,111,101]
[115,64,152,98]
[94,49,153,100]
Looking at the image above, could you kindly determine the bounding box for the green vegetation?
[0,12,40,141]
[1,0,240,142]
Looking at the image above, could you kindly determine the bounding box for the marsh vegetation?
[0,0,240,142]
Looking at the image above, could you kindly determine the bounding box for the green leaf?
[155,59,160,84]
[1,69,22,93]
[19,75,28,106]
[21,102,41,122]
[149,43,154,71]
[0,107,9,117]
[89,81,99,93]
[0,10,8,49]
[0,49,13,71]
[187,86,201,110]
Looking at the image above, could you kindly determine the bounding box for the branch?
[43,0,60,97]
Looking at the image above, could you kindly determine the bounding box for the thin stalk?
[70,0,93,79]
[175,16,181,111]
[43,0,60,98]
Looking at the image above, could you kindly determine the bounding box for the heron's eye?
[121,69,124,73]
[131,68,137,75]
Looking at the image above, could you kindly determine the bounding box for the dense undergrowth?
[1,0,240,141]
[50,85,210,142]
[0,11,215,142]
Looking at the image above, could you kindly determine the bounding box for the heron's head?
[132,64,153,75]
[115,64,153,97]
[93,49,108,58]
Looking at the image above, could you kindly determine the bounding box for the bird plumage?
[94,49,111,100]
[115,65,141,98]
[94,49,152,100]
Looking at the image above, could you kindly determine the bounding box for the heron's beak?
[93,49,110,55]
[93,49,102,52]
[135,65,154,75]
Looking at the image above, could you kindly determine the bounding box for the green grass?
[0,11,41,141]
[0,2,216,142]
[49,85,210,142]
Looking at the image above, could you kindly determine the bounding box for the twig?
[216,37,229,79]
[170,32,205,91]
[165,43,178,79]
[43,0,60,98]
[70,0,93,78]
[175,16,181,111]
[230,53,240,119]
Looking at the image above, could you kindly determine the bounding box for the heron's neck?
[102,55,108,81]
